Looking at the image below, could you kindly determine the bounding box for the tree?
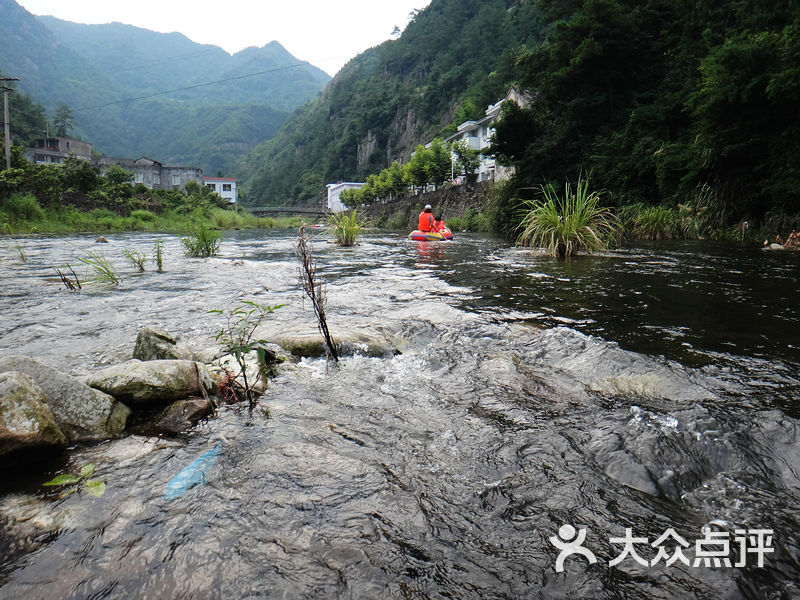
[52,103,75,137]
[452,140,481,177]
[405,145,430,188]
[426,138,452,188]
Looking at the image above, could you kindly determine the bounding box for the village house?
[203,176,239,203]
[326,181,365,212]
[24,136,93,164]
[24,137,204,191]
[94,156,203,190]
[444,86,533,184]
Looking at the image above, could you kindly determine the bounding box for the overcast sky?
[16,0,431,76]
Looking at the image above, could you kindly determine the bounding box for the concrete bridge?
[247,206,329,218]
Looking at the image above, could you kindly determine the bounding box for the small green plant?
[43,463,106,497]
[182,225,221,257]
[78,250,121,285]
[327,210,365,247]
[209,300,284,408]
[123,249,147,272]
[153,239,164,272]
[3,222,33,262]
[517,176,620,257]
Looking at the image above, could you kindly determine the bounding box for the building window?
[135,172,144,184]
[206,184,216,191]
[222,184,232,192]
[154,172,161,185]
[172,173,181,186]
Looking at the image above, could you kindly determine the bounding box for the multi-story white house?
[203,177,239,203]
[445,86,532,183]
[326,182,365,212]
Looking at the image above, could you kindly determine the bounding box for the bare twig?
[295,224,339,362]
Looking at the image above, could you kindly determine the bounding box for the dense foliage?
[490,0,800,232]
[238,0,544,205]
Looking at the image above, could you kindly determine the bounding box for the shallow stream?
[1,230,798,598]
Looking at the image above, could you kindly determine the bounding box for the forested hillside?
[0,0,329,176]
[238,0,543,205]
[239,0,798,233]
[489,0,800,230]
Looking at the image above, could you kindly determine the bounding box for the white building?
[326,182,364,212]
[203,177,239,203]
[445,86,532,183]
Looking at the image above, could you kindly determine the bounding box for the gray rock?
[0,356,130,442]
[0,371,67,456]
[87,359,213,407]
[95,236,109,243]
[132,327,192,361]
[258,324,399,358]
[151,397,214,434]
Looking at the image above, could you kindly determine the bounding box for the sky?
[15,0,432,76]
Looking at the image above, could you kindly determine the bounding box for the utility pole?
[1,77,20,170]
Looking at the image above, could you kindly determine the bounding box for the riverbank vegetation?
[0,149,300,234]
[487,0,800,241]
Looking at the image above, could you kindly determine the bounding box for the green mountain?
[0,0,329,176]
[238,0,544,205]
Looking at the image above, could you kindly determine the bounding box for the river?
[1,229,798,599]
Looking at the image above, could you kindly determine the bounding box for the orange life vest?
[418,211,434,232]
[433,219,445,231]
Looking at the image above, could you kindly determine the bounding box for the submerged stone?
[259,324,399,358]
[151,397,214,434]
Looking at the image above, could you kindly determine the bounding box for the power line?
[114,48,220,72]
[72,62,310,112]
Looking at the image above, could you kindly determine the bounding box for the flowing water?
[0,230,799,599]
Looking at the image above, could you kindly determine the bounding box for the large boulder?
[0,356,130,442]
[132,327,193,361]
[87,359,213,408]
[0,371,67,456]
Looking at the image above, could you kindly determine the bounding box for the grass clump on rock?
[517,176,620,257]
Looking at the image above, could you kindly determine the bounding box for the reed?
[517,176,620,257]
[123,249,147,272]
[182,224,221,257]
[153,239,164,272]
[327,210,365,247]
[78,250,121,286]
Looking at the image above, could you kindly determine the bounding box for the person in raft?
[433,214,447,232]
[418,204,435,232]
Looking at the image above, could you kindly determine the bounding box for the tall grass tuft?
[78,250,121,286]
[182,225,221,257]
[327,210,365,247]
[153,239,164,272]
[123,249,147,272]
[618,203,678,240]
[517,176,620,257]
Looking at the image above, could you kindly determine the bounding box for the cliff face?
[237,0,545,205]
